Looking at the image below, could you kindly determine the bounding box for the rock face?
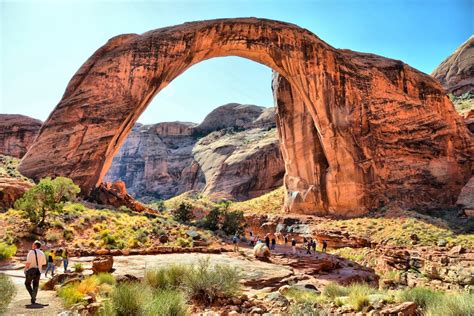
[0,114,42,158]
[432,36,474,96]
[19,18,473,217]
[0,176,34,209]
[104,121,202,201]
[105,104,283,201]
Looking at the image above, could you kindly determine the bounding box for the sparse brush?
[77,276,100,295]
[143,289,188,316]
[58,284,85,307]
[96,273,116,285]
[397,286,442,309]
[0,242,17,259]
[183,257,241,304]
[426,292,474,316]
[110,282,152,316]
[322,282,349,299]
[73,262,84,272]
[0,273,16,314]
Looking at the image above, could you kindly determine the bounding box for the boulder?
[43,273,82,290]
[253,242,271,258]
[380,301,417,316]
[92,256,113,273]
[0,176,34,209]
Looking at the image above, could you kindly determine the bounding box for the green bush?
[143,289,188,316]
[63,228,74,241]
[322,282,349,299]
[144,265,188,291]
[184,257,241,304]
[347,284,371,311]
[58,284,85,307]
[426,292,474,316]
[96,273,116,285]
[110,282,152,316]
[0,242,17,259]
[202,207,221,231]
[172,202,194,223]
[14,176,80,227]
[0,273,16,313]
[221,210,246,235]
[397,287,442,309]
[176,237,192,248]
[73,263,84,273]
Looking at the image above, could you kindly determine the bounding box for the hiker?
[24,241,46,305]
[291,238,297,254]
[44,249,55,278]
[312,239,317,254]
[265,234,270,248]
[306,239,312,255]
[62,248,69,272]
[284,234,288,245]
[232,234,239,252]
[322,240,327,252]
[271,236,276,250]
[249,233,255,247]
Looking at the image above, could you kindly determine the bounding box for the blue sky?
[1,0,472,124]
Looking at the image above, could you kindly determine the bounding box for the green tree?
[221,210,246,236]
[172,202,194,223]
[203,207,222,231]
[14,177,80,227]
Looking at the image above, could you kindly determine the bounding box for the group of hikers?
[23,240,69,305]
[232,231,328,255]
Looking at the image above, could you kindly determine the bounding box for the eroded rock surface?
[0,114,42,158]
[105,104,283,201]
[19,18,473,216]
[432,36,474,96]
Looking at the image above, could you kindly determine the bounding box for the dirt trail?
[2,267,65,316]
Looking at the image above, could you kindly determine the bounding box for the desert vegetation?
[0,273,16,314]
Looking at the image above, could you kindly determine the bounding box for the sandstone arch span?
[19,18,472,217]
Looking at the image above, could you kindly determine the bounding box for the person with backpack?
[44,249,55,277]
[291,238,297,254]
[232,234,239,252]
[24,241,46,305]
[322,240,328,252]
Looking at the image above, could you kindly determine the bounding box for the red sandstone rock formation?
[19,18,473,217]
[0,114,42,158]
[0,176,34,209]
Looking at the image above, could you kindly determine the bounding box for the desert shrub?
[73,263,84,272]
[0,273,16,313]
[144,265,189,291]
[77,276,100,295]
[221,210,246,235]
[58,284,85,307]
[289,301,322,316]
[426,292,474,316]
[202,207,221,231]
[0,242,17,259]
[184,257,241,304]
[322,282,349,299]
[143,289,188,316]
[176,237,192,248]
[14,176,80,227]
[110,282,152,316]
[347,284,372,311]
[284,287,321,304]
[63,228,74,241]
[397,287,442,309]
[97,273,116,285]
[173,202,194,223]
[149,200,166,212]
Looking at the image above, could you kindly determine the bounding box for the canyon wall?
[0,114,42,158]
[105,103,284,201]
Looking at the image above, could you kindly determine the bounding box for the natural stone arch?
[19,18,472,217]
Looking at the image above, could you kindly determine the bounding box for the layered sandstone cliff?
[432,36,474,96]
[0,114,42,158]
[105,103,284,201]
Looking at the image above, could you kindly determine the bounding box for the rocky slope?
[432,36,474,96]
[105,103,284,202]
[0,114,42,158]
